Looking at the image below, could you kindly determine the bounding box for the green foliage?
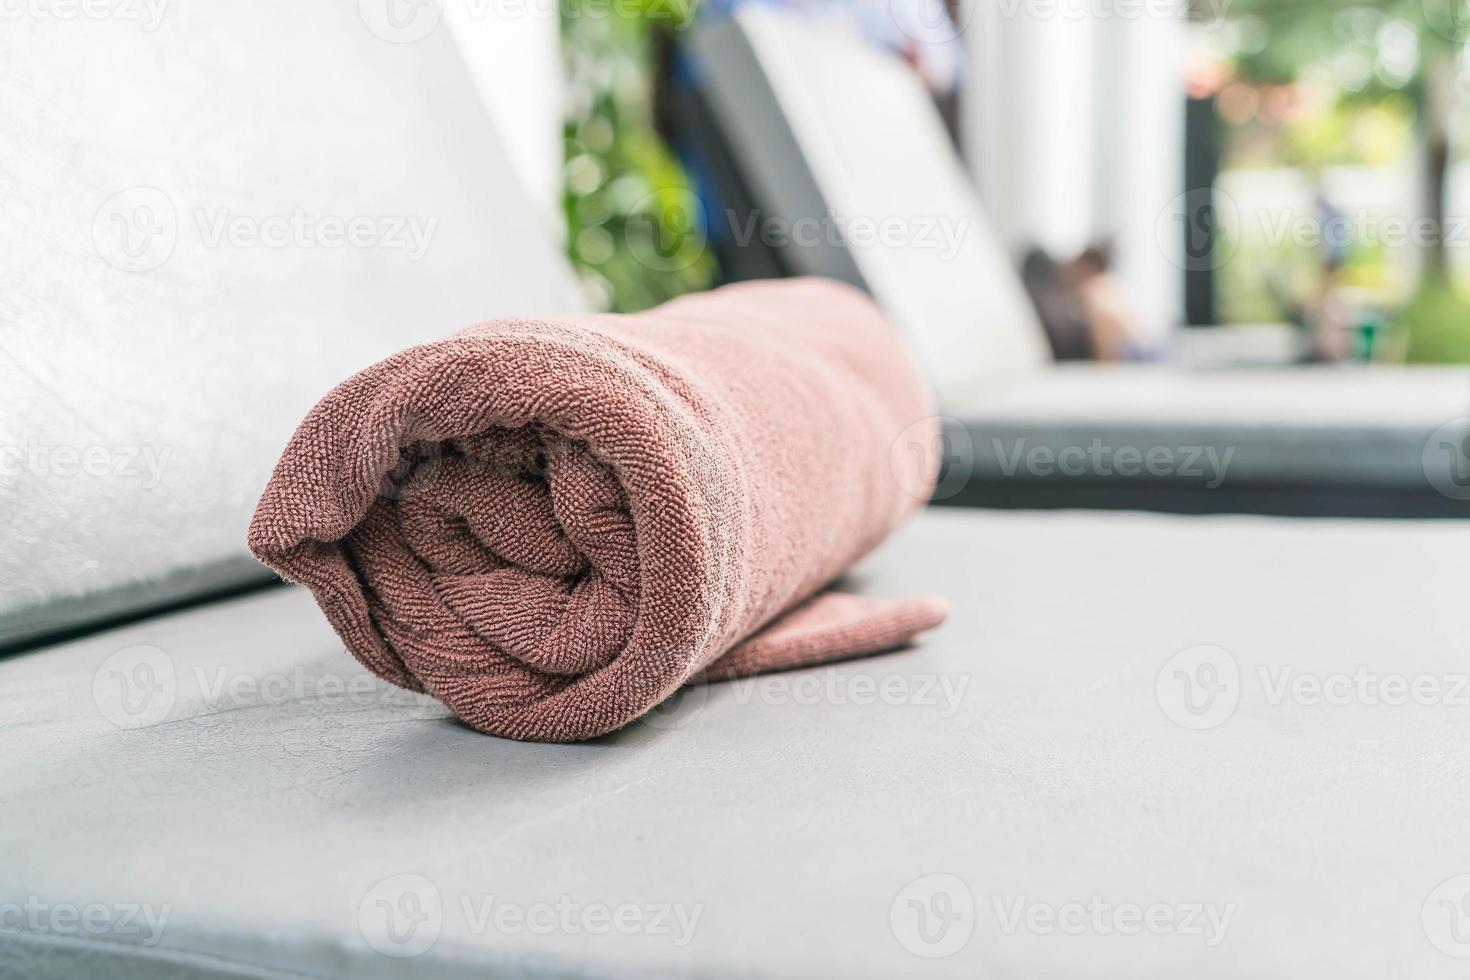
[1397,277,1470,362]
[1206,0,1470,362]
[1282,97,1413,168]
[1220,0,1461,90]
[560,0,715,312]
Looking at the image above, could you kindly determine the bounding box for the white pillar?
[1092,10,1186,342]
[963,1,1186,343]
[963,0,1096,259]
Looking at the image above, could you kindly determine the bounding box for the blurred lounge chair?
[691,8,1470,517]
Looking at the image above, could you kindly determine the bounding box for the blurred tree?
[1208,0,1470,360]
[560,0,716,312]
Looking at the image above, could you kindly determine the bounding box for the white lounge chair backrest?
[694,8,1052,391]
[0,1,584,643]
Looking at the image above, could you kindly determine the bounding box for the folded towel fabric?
[248,278,948,742]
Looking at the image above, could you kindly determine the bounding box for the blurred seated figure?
[1021,244,1148,362]
[1262,189,1387,365]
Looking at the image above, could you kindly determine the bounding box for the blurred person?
[1022,243,1148,362]
[1068,243,1145,362]
[1266,188,1359,363]
[1306,190,1359,363]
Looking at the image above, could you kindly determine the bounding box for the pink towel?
[248,278,947,742]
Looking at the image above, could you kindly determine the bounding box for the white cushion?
[3,508,1467,977]
[695,8,1052,386]
[948,364,1470,488]
[0,0,584,644]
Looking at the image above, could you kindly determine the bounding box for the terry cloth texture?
[249,278,948,741]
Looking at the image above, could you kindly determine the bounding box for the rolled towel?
[248,278,948,742]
